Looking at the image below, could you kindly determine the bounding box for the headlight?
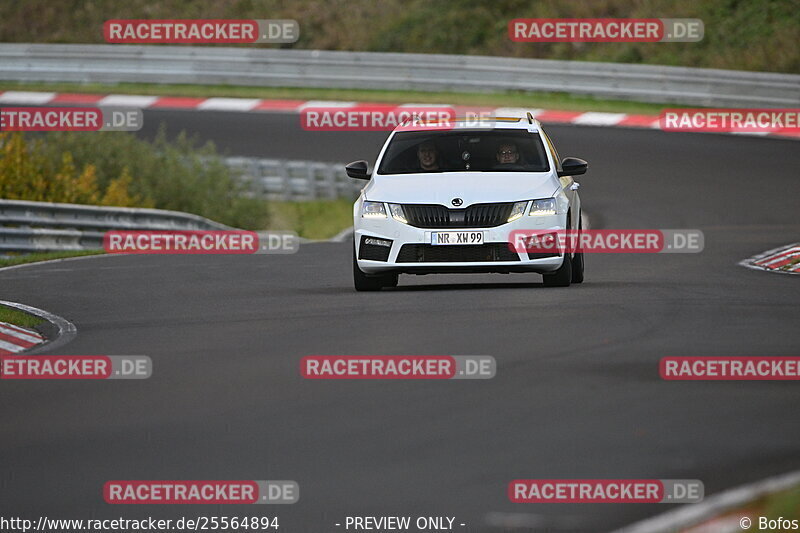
[388,204,408,224]
[362,201,387,218]
[529,198,557,216]
[507,201,527,222]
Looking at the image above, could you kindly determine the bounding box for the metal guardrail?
[0,199,232,253]
[0,157,357,253]
[226,157,360,200]
[0,44,798,107]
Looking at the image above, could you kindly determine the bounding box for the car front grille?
[402,203,515,228]
[396,243,520,263]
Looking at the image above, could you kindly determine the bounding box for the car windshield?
[377,129,550,174]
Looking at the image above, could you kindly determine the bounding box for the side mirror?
[558,157,588,177]
[345,160,370,180]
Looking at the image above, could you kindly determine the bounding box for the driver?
[416,141,440,171]
[496,143,520,165]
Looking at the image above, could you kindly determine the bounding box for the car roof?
[393,114,542,133]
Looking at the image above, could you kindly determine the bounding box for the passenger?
[496,143,520,165]
[416,141,440,171]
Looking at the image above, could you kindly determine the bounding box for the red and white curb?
[739,243,800,274]
[0,300,77,355]
[1,90,798,139]
[0,321,44,354]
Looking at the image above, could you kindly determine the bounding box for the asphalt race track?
[2,109,799,532]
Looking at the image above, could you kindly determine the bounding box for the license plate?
[431,231,484,245]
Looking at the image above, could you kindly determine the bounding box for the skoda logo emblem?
[451,198,463,207]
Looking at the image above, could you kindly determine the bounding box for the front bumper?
[355,213,566,274]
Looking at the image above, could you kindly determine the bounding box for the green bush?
[0,129,269,230]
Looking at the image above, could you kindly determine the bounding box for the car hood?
[364,172,559,206]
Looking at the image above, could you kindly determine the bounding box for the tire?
[543,211,573,287]
[542,253,572,287]
[570,251,584,283]
[383,273,399,288]
[571,214,584,284]
[353,248,397,291]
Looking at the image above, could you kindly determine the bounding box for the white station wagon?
[347,114,588,291]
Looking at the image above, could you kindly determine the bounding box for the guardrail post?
[325,164,338,199]
[305,162,316,201]
[279,160,291,202]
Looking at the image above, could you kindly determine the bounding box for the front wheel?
[543,212,574,287]
[570,251,584,283]
[571,214,584,284]
[353,249,397,291]
[542,253,572,287]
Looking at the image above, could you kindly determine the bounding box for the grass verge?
[0,81,672,115]
[760,486,800,521]
[0,250,105,269]
[0,304,44,329]
[267,199,353,240]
